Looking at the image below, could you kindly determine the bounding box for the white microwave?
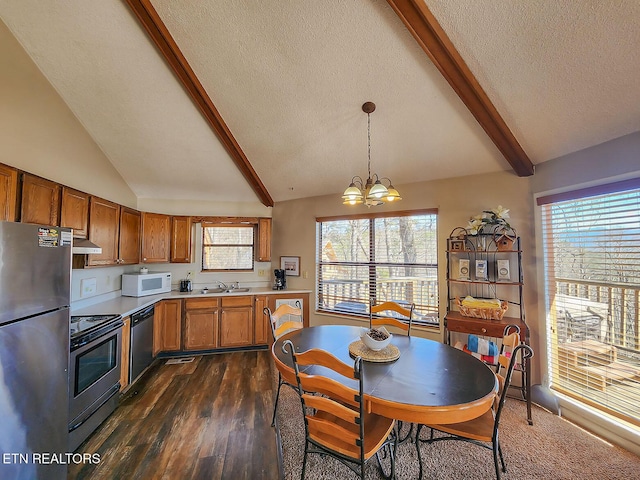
[121,272,172,297]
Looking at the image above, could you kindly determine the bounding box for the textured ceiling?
[1,1,639,205]
[427,0,640,163]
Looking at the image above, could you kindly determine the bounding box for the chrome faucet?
[228,281,239,290]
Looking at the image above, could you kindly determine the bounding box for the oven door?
[69,327,122,425]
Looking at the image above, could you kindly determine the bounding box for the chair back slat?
[497,324,521,371]
[294,349,357,380]
[274,320,304,339]
[306,420,360,459]
[369,301,414,335]
[300,374,359,408]
[265,304,303,341]
[303,394,359,424]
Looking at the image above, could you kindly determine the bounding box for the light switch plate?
[80,277,97,297]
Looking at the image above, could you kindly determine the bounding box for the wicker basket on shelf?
[456,297,508,320]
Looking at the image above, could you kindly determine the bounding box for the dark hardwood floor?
[68,350,281,479]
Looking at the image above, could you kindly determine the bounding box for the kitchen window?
[202,224,254,271]
[316,210,439,325]
[539,178,640,426]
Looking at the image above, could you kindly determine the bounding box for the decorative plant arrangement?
[465,205,517,251]
[465,205,513,235]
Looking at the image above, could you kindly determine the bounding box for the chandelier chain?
[367,112,372,179]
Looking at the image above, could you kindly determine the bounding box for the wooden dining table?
[272,325,498,425]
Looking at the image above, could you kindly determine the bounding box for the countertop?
[71,288,312,318]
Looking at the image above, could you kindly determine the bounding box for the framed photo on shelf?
[280,256,300,276]
[458,259,470,280]
[449,239,465,252]
[475,260,488,280]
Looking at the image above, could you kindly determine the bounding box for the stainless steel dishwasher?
[130,304,154,384]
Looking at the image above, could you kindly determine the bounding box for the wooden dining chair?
[282,340,398,480]
[415,343,534,480]
[496,324,529,405]
[369,300,415,336]
[265,302,303,427]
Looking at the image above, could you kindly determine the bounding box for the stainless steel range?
[68,314,123,452]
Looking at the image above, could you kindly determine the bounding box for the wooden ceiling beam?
[386,0,535,176]
[125,0,274,206]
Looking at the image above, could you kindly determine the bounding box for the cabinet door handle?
[481,328,487,333]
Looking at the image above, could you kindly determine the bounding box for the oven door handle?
[68,383,121,432]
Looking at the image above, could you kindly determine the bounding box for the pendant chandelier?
[342,102,401,206]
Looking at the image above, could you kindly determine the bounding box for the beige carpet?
[275,383,640,479]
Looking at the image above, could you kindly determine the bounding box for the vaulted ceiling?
[2,1,639,206]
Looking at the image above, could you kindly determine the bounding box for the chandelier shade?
[342,102,401,207]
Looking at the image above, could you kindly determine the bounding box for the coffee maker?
[273,269,286,290]
[179,278,192,292]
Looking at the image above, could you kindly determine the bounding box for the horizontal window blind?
[202,224,254,271]
[316,212,439,325]
[541,185,640,426]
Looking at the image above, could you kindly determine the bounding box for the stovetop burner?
[70,314,122,339]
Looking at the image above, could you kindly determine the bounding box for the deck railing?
[318,276,439,322]
[554,277,640,355]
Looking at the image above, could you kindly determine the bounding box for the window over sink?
[202,223,254,271]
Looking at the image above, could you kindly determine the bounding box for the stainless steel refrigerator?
[0,221,72,480]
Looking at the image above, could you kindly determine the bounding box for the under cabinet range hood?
[72,238,102,254]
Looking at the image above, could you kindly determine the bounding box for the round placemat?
[348,340,400,363]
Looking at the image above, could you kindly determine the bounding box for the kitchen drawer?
[445,311,527,338]
[221,295,252,307]
[185,298,219,310]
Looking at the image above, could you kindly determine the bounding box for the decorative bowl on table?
[360,327,392,351]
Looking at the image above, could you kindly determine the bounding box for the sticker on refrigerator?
[60,230,72,247]
[38,227,59,247]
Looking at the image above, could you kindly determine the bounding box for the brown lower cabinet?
[120,316,131,391]
[219,296,253,348]
[151,292,309,355]
[184,298,219,350]
[154,299,182,355]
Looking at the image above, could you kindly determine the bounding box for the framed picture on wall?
[280,256,300,276]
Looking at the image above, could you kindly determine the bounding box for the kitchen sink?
[202,287,225,294]
[200,287,251,294]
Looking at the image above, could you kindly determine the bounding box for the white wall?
[0,20,137,207]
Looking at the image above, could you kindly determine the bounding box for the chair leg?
[375,423,398,480]
[498,440,506,473]
[271,373,283,427]
[492,439,502,480]
[415,424,425,480]
[301,441,309,480]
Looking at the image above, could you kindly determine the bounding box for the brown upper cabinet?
[170,216,192,263]
[257,217,272,262]
[60,187,89,238]
[0,163,19,222]
[118,207,141,265]
[20,173,60,226]
[87,196,120,267]
[141,212,171,263]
